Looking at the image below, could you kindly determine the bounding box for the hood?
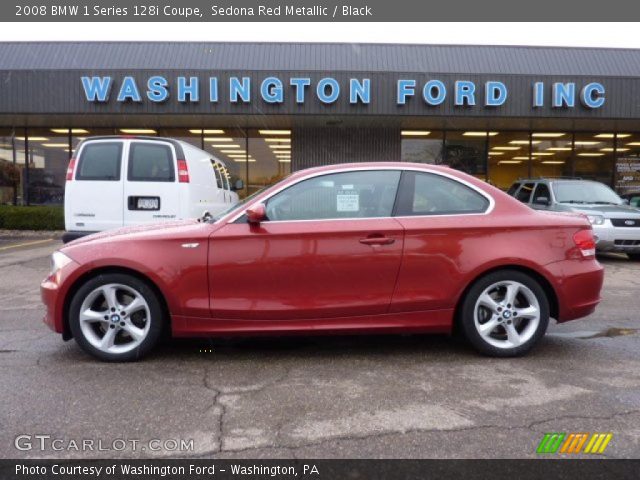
[64,219,202,247]
[563,204,640,218]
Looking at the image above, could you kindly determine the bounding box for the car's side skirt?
[171,309,453,337]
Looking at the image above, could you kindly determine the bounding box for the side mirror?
[246,203,266,224]
[622,198,630,205]
[534,196,550,206]
[232,179,244,191]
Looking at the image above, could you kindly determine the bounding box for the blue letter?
[178,76,199,103]
[230,77,251,103]
[81,76,112,102]
[422,80,446,106]
[261,77,284,103]
[117,76,142,102]
[290,78,311,103]
[454,81,476,106]
[209,77,218,102]
[485,81,507,106]
[552,82,575,108]
[147,76,168,102]
[533,82,544,107]
[349,78,370,104]
[316,78,340,104]
[580,82,605,109]
[397,79,416,105]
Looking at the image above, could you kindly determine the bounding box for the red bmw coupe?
[41,162,604,361]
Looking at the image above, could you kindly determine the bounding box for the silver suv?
[508,178,640,260]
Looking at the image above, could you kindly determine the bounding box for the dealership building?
[1,41,640,205]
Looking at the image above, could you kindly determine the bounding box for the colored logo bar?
[537,433,612,454]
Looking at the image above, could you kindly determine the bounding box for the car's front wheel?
[69,273,164,362]
[459,270,550,357]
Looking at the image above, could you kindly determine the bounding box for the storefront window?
[202,128,248,197]
[616,133,640,195]
[247,129,291,196]
[401,130,443,164]
[0,129,17,205]
[530,132,573,180]
[158,128,203,149]
[444,131,488,179]
[574,133,614,185]
[487,132,531,190]
[18,129,70,205]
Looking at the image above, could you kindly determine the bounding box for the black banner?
[2,459,639,480]
[5,0,640,22]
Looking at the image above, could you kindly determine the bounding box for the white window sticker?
[336,190,360,212]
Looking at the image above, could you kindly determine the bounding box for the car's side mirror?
[622,198,630,205]
[232,179,244,191]
[246,203,266,224]
[534,196,550,206]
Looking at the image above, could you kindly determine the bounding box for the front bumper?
[593,222,640,253]
[40,258,81,339]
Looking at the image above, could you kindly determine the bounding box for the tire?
[458,270,550,357]
[628,253,640,261]
[69,273,165,362]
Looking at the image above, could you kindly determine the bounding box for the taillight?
[573,229,596,258]
[177,158,190,183]
[66,158,76,181]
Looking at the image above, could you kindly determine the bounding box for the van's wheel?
[69,273,164,362]
[458,270,550,357]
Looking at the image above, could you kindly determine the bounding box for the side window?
[128,143,175,182]
[515,183,535,203]
[395,171,489,216]
[211,160,223,189]
[76,142,122,181]
[507,183,521,196]
[265,170,401,221]
[532,183,551,203]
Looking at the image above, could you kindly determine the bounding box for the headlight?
[49,251,73,277]
[586,215,605,225]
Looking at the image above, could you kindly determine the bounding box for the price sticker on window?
[336,190,359,212]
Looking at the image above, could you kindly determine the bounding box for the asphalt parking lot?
[1,238,639,459]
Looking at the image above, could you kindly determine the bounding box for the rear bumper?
[546,259,604,322]
[62,231,97,244]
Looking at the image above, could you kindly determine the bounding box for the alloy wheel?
[473,280,541,349]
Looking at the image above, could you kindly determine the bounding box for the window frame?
[75,141,123,182]
[393,170,491,217]
[127,141,176,183]
[225,166,495,225]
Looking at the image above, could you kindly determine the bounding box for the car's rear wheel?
[627,253,640,261]
[69,273,164,362]
[459,270,550,357]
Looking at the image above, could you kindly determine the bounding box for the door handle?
[359,236,395,246]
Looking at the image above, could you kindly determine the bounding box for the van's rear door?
[123,140,181,226]
[65,140,124,232]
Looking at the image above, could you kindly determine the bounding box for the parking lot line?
[0,238,54,251]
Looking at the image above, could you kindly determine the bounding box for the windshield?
[210,179,285,222]
[552,181,623,205]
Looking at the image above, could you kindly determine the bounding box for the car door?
[391,170,492,313]
[66,140,124,231]
[123,140,181,225]
[208,169,404,320]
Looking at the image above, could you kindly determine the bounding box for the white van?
[63,136,240,243]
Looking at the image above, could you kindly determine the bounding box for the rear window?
[128,143,175,182]
[515,183,535,203]
[76,142,122,181]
